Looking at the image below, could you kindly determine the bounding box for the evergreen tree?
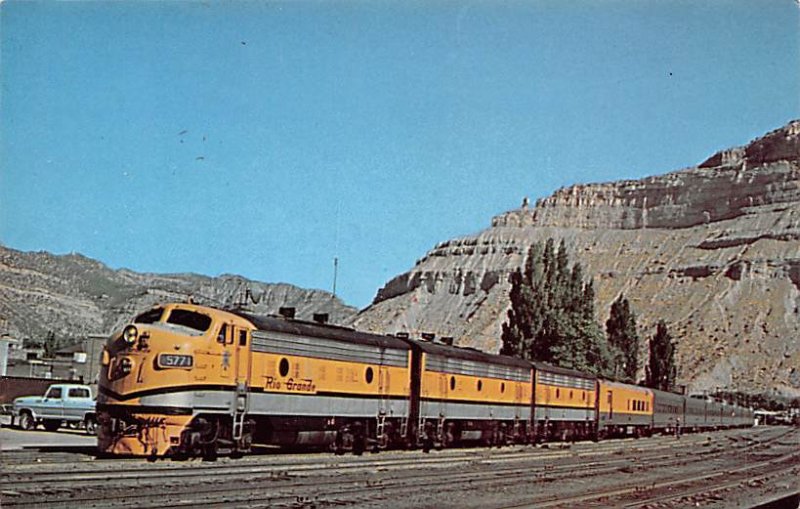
[606,295,640,382]
[501,238,615,376]
[645,320,677,391]
[500,268,528,358]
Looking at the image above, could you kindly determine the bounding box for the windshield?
[166,309,212,332]
[135,307,164,324]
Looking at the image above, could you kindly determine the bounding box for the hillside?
[352,120,800,398]
[0,247,357,341]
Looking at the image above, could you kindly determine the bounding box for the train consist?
[96,302,753,458]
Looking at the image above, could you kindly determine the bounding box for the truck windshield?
[166,309,212,333]
[135,308,164,324]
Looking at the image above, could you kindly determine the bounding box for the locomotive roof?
[532,362,597,381]
[233,311,412,351]
[409,339,532,369]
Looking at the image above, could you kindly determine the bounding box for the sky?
[1,1,799,310]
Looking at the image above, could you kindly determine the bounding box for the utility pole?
[332,257,339,298]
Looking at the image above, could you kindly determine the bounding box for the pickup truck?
[11,383,97,434]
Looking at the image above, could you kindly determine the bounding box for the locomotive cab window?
[239,330,247,346]
[135,307,164,324]
[217,324,229,344]
[166,309,212,333]
[450,376,456,391]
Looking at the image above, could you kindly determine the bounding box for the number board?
[158,354,194,369]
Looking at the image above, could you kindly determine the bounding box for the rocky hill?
[352,120,800,398]
[0,247,357,342]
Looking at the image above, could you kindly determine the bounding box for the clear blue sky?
[1,1,798,309]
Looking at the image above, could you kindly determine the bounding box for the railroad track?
[1,427,772,485]
[2,427,794,508]
[506,447,800,508]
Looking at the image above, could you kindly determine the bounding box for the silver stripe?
[140,390,409,419]
[599,412,651,426]
[252,330,408,367]
[425,355,530,382]
[248,392,409,418]
[534,407,595,421]
[420,400,530,420]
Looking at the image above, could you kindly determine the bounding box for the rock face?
[353,121,800,398]
[0,247,357,342]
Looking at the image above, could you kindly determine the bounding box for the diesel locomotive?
[96,302,753,458]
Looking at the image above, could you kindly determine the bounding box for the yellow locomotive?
[97,302,754,458]
[97,302,417,457]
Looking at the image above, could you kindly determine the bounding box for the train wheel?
[18,412,35,431]
[204,442,219,462]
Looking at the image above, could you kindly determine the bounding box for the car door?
[41,386,65,419]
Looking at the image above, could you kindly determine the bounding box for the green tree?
[500,268,531,358]
[645,320,677,391]
[606,295,640,382]
[501,238,615,376]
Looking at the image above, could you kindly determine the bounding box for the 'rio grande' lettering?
[265,376,315,393]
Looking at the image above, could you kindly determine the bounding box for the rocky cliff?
[353,120,800,398]
[0,247,357,342]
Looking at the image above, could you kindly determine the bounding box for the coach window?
[501,382,506,393]
[556,388,560,399]
[239,330,247,346]
[477,380,483,392]
[570,390,574,400]
[365,367,374,384]
[450,376,456,391]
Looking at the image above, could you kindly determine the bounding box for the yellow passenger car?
[597,379,653,438]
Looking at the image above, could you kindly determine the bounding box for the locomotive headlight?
[122,325,138,346]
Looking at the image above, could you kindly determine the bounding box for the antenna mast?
[332,257,339,298]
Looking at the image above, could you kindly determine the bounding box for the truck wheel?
[43,420,60,432]
[19,412,35,431]
[85,417,97,435]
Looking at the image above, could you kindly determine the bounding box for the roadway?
[0,415,96,451]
